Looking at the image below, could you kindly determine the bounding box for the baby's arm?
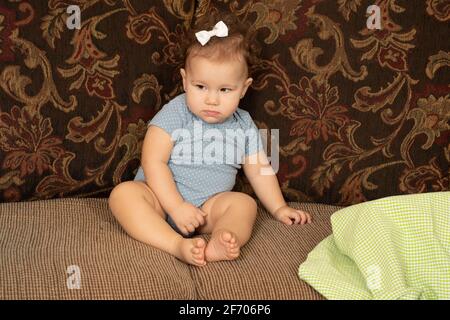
[243,151,311,225]
[141,126,206,234]
[141,125,184,214]
[243,151,286,215]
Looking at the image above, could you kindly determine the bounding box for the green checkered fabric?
[298,192,450,300]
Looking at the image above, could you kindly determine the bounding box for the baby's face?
[180,55,253,124]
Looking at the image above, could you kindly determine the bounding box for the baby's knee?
[234,193,258,214]
[108,181,135,204]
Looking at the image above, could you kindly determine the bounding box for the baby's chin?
[199,115,228,124]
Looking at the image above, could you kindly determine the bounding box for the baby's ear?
[180,68,187,91]
[241,77,253,98]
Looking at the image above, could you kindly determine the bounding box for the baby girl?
[108,14,311,266]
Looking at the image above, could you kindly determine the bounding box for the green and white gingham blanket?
[298,192,450,300]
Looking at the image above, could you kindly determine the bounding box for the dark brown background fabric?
[0,0,448,205]
[0,0,195,202]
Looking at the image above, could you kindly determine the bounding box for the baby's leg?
[108,181,206,266]
[198,192,257,262]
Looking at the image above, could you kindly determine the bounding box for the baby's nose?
[205,92,219,105]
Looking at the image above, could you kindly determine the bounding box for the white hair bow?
[195,20,229,46]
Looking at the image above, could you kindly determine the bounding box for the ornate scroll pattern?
[0,1,194,201]
[0,0,448,204]
[197,0,449,205]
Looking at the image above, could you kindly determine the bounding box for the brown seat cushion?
[0,198,342,299]
[0,198,196,299]
[190,202,343,300]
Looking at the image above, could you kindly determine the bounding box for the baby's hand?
[169,201,207,235]
[273,205,312,225]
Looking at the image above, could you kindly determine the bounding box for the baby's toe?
[193,251,204,259]
[220,231,232,242]
[228,242,237,249]
[229,246,239,254]
[194,238,206,248]
[228,249,240,259]
[193,249,203,257]
[193,258,206,266]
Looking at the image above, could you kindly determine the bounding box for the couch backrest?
[0,1,195,201]
[0,1,448,205]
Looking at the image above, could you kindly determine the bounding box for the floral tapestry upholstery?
[0,0,449,205]
[0,0,195,202]
[196,0,449,205]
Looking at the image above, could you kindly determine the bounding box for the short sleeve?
[148,97,185,138]
[244,113,265,157]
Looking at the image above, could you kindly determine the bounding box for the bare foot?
[175,237,206,266]
[205,230,240,262]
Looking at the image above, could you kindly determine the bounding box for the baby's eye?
[195,84,206,90]
[221,88,232,93]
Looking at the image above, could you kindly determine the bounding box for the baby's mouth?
[203,110,221,117]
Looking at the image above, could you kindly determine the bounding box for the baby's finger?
[198,209,208,217]
[196,211,206,225]
[306,212,312,224]
[296,210,307,225]
[191,219,200,228]
[290,211,301,224]
[279,215,293,225]
[298,210,312,224]
[185,223,195,233]
[180,226,189,236]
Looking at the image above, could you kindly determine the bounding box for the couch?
[0,1,448,299]
[1,198,342,299]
